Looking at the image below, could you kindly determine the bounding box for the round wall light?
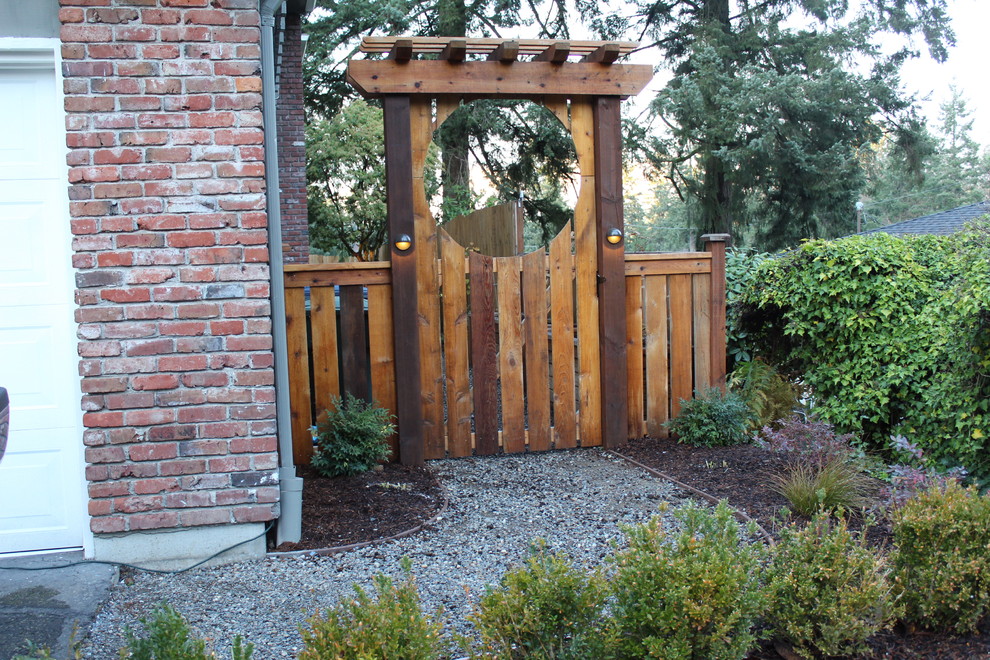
[394,234,412,251]
[606,228,623,245]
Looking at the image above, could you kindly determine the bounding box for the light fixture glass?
[606,228,623,244]
[394,234,412,251]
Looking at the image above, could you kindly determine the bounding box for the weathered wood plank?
[497,255,525,453]
[309,286,340,415]
[625,275,645,438]
[534,42,570,62]
[523,249,551,452]
[571,99,601,446]
[623,258,711,276]
[582,42,621,64]
[347,61,653,99]
[368,284,398,459]
[669,273,693,418]
[643,275,668,437]
[470,252,499,455]
[702,234,730,390]
[693,274,712,392]
[548,224,576,449]
[284,265,391,288]
[383,95,423,466]
[285,286,313,465]
[339,285,369,402]
[439,231,472,457]
[593,96,627,449]
[487,40,519,62]
[411,96,445,459]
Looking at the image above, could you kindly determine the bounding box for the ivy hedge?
[735,223,990,483]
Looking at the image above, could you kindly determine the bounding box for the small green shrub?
[606,501,767,660]
[771,456,873,517]
[891,481,990,633]
[121,604,253,660]
[310,393,394,478]
[467,541,606,659]
[727,359,802,430]
[767,513,899,658]
[298,557,443,660]
[666,388,751,447]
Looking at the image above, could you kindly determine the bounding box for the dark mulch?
[271,463,442,553]
[617,436,990,659]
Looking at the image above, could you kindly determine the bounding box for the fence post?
[701,234,730,390]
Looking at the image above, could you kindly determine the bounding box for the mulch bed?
[617,436,990,660]
[271,463,443,553]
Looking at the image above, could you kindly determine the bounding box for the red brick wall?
[276,12,309,264]
[60,0,280,535]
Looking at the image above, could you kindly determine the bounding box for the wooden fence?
[284,243,726,465]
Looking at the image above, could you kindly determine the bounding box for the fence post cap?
[700,233,731,244]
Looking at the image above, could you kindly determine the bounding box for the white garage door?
[0,46,85,554]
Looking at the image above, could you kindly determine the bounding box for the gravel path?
[83,448,690,659]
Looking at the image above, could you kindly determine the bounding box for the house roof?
[860,200,990,236]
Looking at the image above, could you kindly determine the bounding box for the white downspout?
[259,0,302,545]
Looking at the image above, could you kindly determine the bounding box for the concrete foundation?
[92,523,267,571]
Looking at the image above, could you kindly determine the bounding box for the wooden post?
[383,95,424,466]
[701,233,730,390]
[339,284,369,402]
[593,96,628,448]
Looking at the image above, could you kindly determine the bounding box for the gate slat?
[549,225,576,448]
[339,284,370,402]
[440,232,472,457]
[285,286,313,464]
[368,284,398,460]
[470,252,499,455]
[669,273,693,417]
[644,275,668,437]
[497,256,525,453]
[571,99,602,446]
[625,275,645,438]
[310,286,340,416]
[523,249,551,451]
[692,273,712,392]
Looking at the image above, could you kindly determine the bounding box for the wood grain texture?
[360,37,638,58]
[347,61,653,98]
[625,275,645,439]
[284,264,391,288]
[523,249,551,452]
[383,95,423,466]
[470,252,499,455]
[624,258,711,276]
[497,255,525,453]
[643,275,668,437]
[692,274,712,392]
[571,99,601,446]
[368,284,398,459]
[339,285,370,402]
[669,273,693,417]
[703,235,729,390]
[410,96,445,459]
[285,286,313,465]
[593,96,627,448]
[309,286,340,415]
[548,224,577,449]
[439,231,472,457]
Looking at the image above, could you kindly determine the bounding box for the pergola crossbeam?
[360,36,636,62]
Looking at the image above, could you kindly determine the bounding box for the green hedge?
[737,224,990,482]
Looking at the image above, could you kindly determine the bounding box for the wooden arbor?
[346,37,653,465]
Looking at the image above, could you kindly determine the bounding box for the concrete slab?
[0,552,116,658]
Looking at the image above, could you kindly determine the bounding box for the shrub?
[725,248,772,370]
[666,388,751,447]
[891,481,990,633]
[739,227,990,482]
[727,359,802,430]
[310,393,394,478]
[467,541,606,659]
[121,604,253,660]
[766,514,898,658]
[299,557,443,659]
[771,456,873,517]
[756,414,857,466]
[877,435,968,510]
[606,501,766,660]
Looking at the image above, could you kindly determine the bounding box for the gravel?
[82,448,690,659]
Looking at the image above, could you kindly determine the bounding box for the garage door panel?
[0,67,59,181]
[0,428,83,553]
[0,181,71,308]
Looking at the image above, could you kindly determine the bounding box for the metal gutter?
[259,0,302,545]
